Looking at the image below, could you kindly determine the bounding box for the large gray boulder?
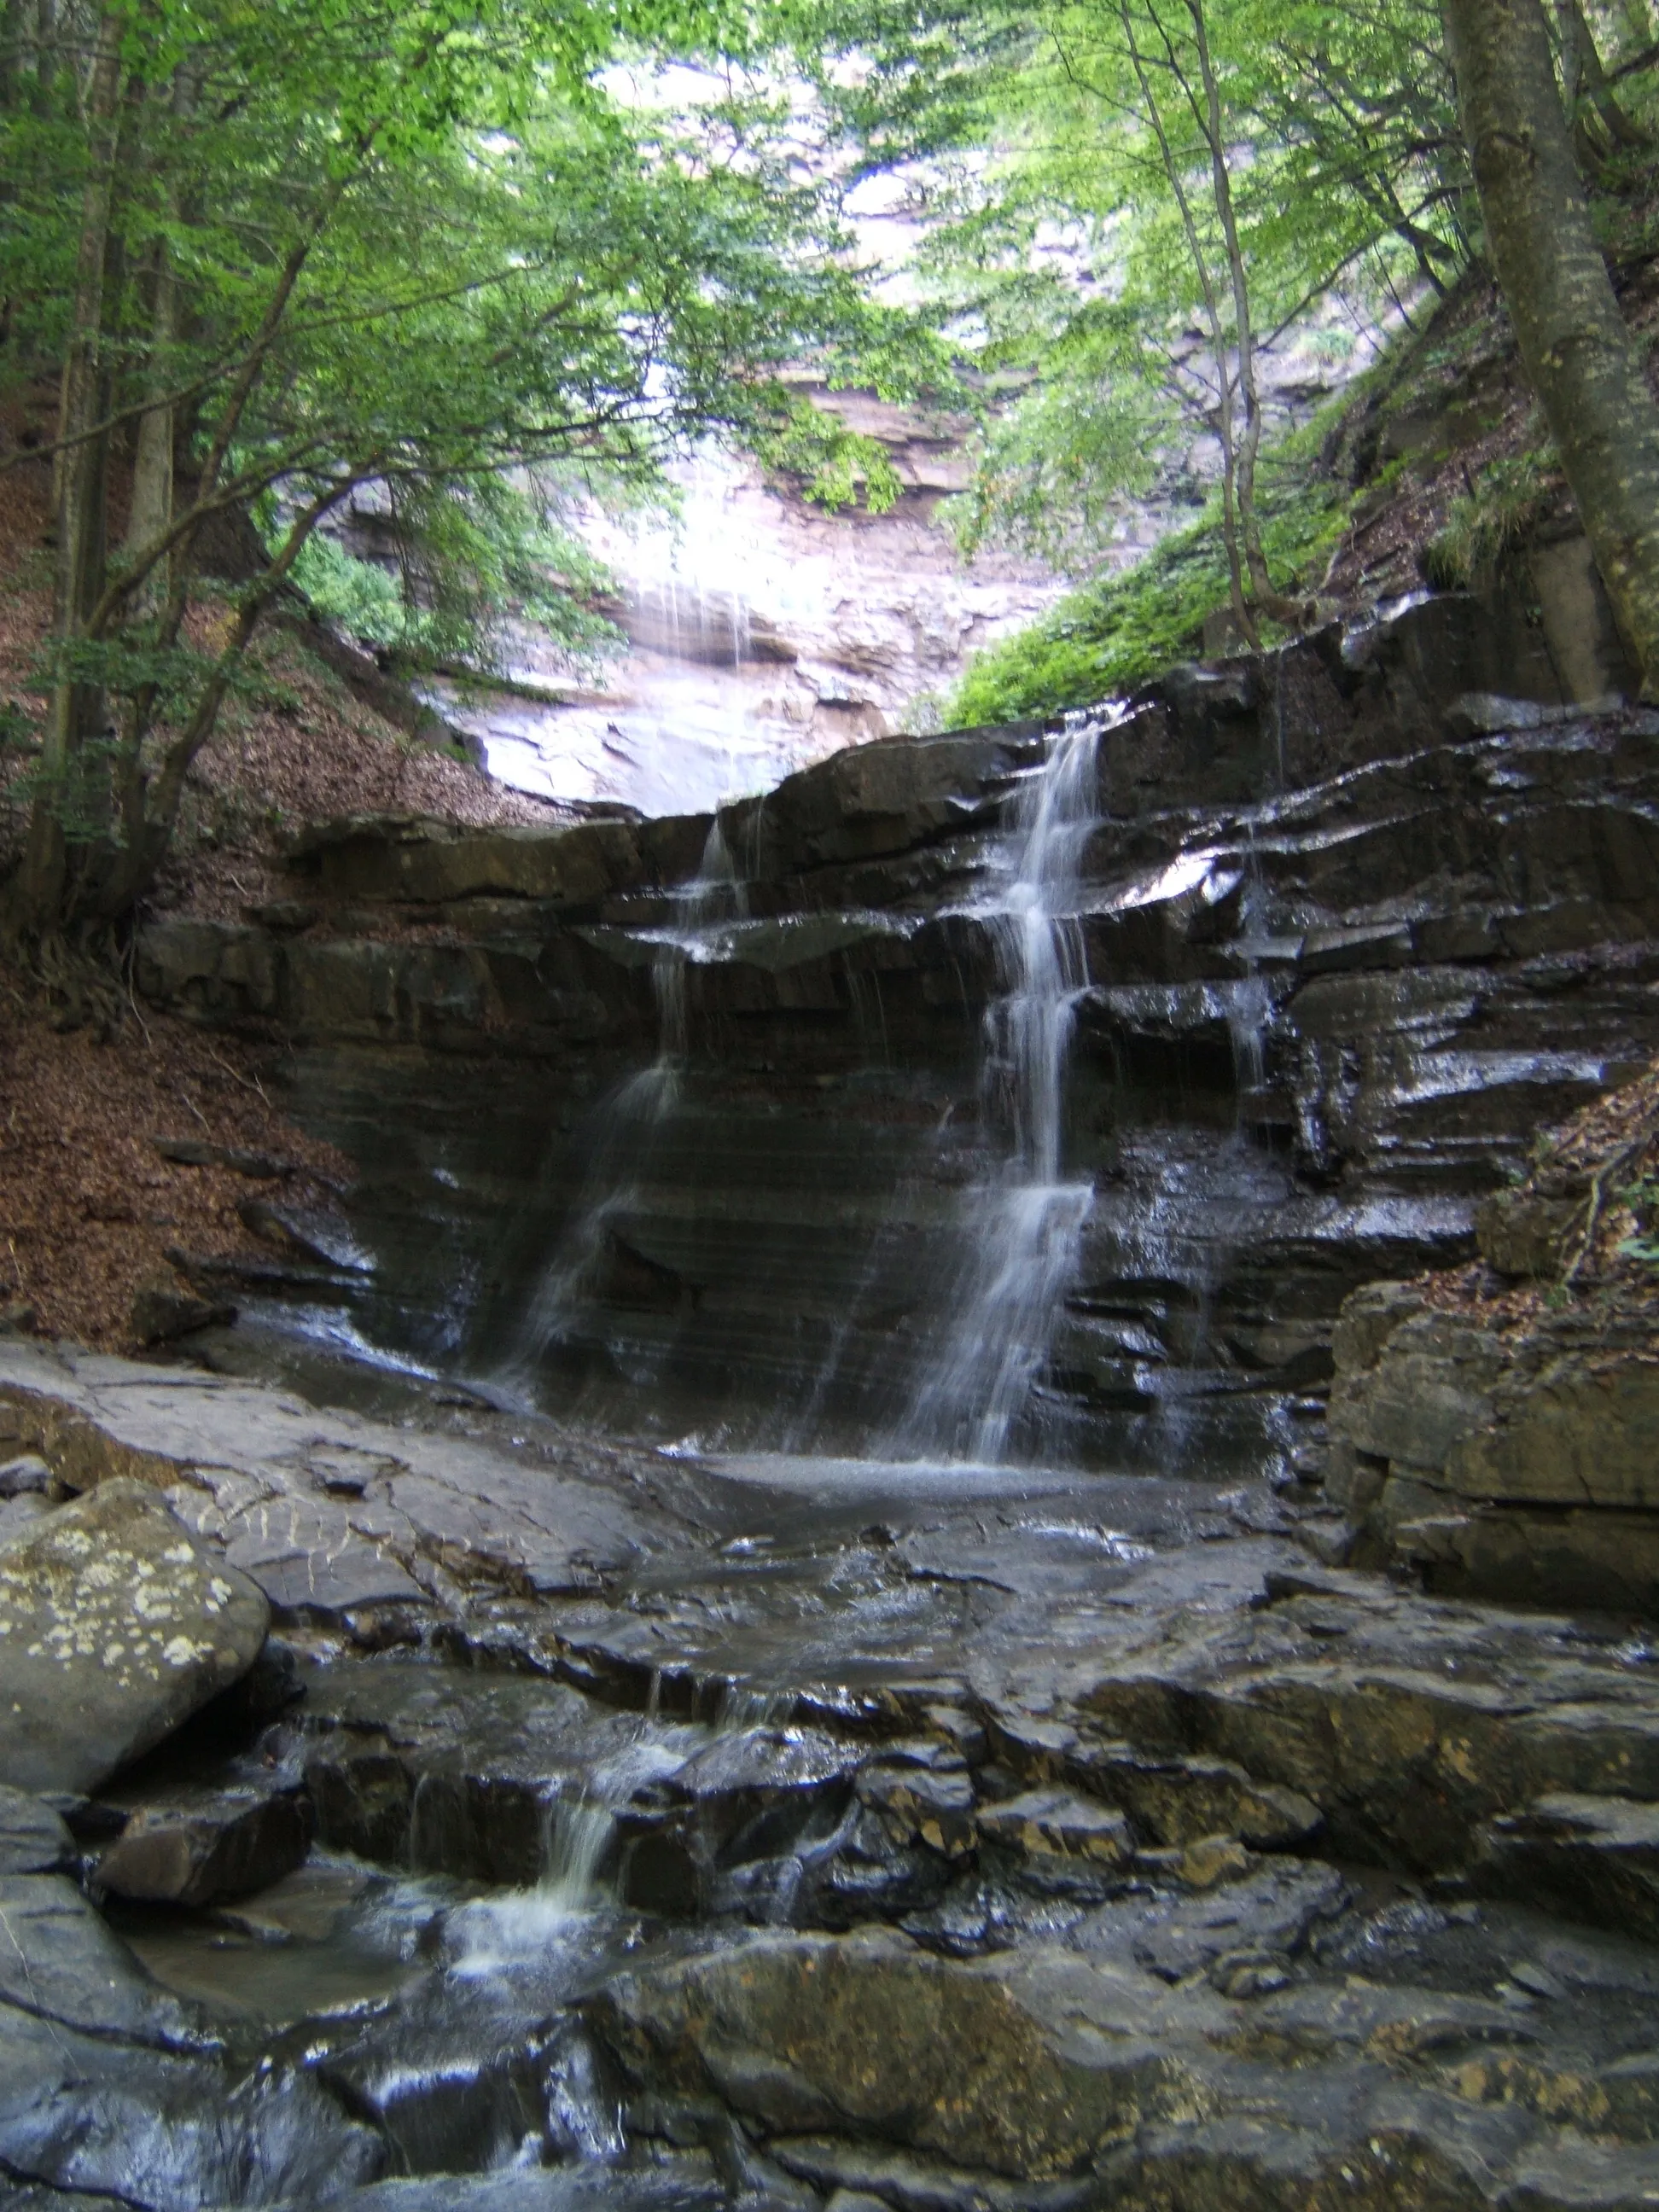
[0,1477,269,1796]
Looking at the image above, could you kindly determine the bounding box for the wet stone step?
[92,1777,313,1908]
[617,1725,860,1918]
[255,2163,782,2212]
[316,1993,568,2177]
[855,1751,977,1860]
[1066,1741,1324,1850]
[1473,1792,1659,1941]
[975,1788,1134,1883]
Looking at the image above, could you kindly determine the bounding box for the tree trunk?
[1115,0,1257,646]
[1442,0,1659,691]
[1185,0,1272,607]
[121,68,195,615]
[1556,0,1648,163]
[94,471,366,917]
[8,8,123,935]
[31,0,53,116]
[1,0,23,114]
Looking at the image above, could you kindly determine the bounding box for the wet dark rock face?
[137,594,1659,1473]
[3,1336,1659,2210]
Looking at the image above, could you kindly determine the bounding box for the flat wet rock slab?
[0,1339,710,1635]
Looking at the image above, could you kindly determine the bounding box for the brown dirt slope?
[1415,1054,1659,1350]
[0,997,347,1348]
[1319,258,1659,614]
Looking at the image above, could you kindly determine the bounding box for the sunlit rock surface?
[419,432,1062,818]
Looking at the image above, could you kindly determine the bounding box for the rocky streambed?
[7,590,1659,2209]
[3,1337,1659,2212]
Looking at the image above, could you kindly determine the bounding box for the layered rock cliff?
[134,591,1659,1499]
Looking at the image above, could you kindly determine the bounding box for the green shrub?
[1422,448,1553,590]
[949,453,1353,725]
[288,534,408,649]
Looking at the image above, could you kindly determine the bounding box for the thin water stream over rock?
[9,595,1659,2209]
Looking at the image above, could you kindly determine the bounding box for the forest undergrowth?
[952,263,1659,723]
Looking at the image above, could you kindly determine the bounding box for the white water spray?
[537,1792,616,1910]
[900,720,1103,1462]
[510,820,746,1374]
[445,1790,615,1976]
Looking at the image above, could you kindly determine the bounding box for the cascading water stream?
[898,719,1104,1463]
[503,722,1109,1461]
[506,822,745,1380]
[538,1792,618,1909]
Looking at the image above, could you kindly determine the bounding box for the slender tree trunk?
[1185,0,1272,606]
[31,0,54,117]
[1,0,23,114]
[9,9,124,935]
[1442,0,1659,691]
[1558,0,1649,151]
[95,471,367,917]
[1115,0,1256,645]
[0,0,25,348]
[122,251,174,602]
[121,68,194,616]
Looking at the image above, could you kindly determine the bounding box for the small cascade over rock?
[506,821,747,1392]
[540,1791,616,1910]
[899,719,1104,1461]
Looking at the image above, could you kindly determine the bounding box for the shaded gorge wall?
[137,593,1659,1476]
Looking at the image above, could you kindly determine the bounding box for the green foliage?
[0,701,36,755]
[1423,449,1556,588]
[792,0,1470,577]
[952,310,1163,568]
[290,486,626,677]
[9,731,125,846]
[949,447,1353,724]
[288,537,408,650]
[758,399,904,514]
[0,0,918,921]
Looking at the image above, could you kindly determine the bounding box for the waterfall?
[508,820,745,1380]
[899,720,1103,1463]
[650,818,746,1065]
[537,1792,616,1910]
[445,1789,615,1976]
[502,726,1106,1463]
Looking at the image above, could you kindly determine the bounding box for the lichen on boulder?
[0,1476,270,1796]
